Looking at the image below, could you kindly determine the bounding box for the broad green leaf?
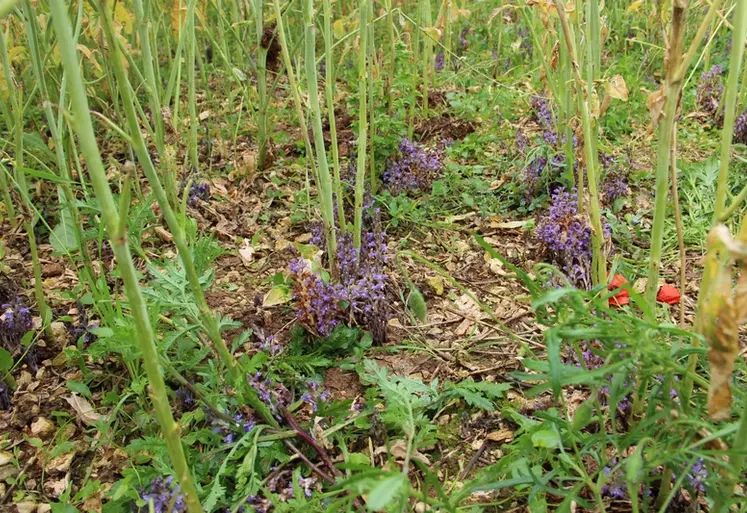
[407,285,427,322]
[366,474,405,511]
[0,347,13,372]
[263,285,292,307]
[51,196,79,253]
[66,380,92,398]
[531,429,560,449]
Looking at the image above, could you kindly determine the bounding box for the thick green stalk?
[255,0,270,171]
[714,0,747,220]
[322,0,345,227]
[303,0,337,262]
[368,4,376,195]
[97,0,239,386]
[644,0,687,305]
[684,0,747,409]
[420,0,432,115]
[132,0,164,154]
[186,0,199,169]
[48,2,202,511]
[353,0,369,249]
[385,0,396,113]
[588,0,600,78]
[271,0,318,188]
[553,0,605,285]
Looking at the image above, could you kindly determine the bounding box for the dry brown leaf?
[486,429,514,443]
[375,440,431,466]
[606,75,629,101]
[65,395,106,426]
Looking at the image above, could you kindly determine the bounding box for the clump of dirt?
[415,113,478,142]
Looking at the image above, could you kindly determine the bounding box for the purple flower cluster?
[212,413,256,444]
[247,372,290,417]
[188,182,210,206]
[685,458,708,493]
[66,304,97,346]
[175,386,195,411]
[1,298,32,351]
[734,109,747,145]
[230,471,317,512]
[383,138,444,196]
[289,258,343,336]
[536,188,594,286]
[300,381,331,412]
[696,65,724,124]
[435,53,445,73]
[601,459,627,499]
[289,229,389,337]
[529,96,560,146]
[136,476,185,513]
[515,130,529,154]
[524,156,547,195]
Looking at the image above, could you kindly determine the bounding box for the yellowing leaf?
[263,285,292,307]
[427,275,444,295]
[333,19,344,39]
[627,0,643,13]
[76,44,102,74]
[606,74,629,101]
[422,26,442,41]
[114,3,134,34]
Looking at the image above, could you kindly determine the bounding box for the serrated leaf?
[407,285,427,322]
[453,388,494,410]
[367,474,405,511]
[263,285,291,307]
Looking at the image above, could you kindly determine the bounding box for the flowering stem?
[353,0,369,249]
[552,0,605,286]
[255,0,270,171]
[48,2,202,511]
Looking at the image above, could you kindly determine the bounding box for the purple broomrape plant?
[135,476,186,513]
[383,138,444,196]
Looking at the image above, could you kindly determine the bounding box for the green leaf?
[0,347,13,372]
[366,474,405,511]
[66,380,92,398]
[50,505,79,513]
[407,285,427,322]
[531,429,560,449]
[263,285,292,307]
[571,399,595,431]
[50,190,79,253]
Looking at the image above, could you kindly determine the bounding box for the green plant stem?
[669,123,686,327]
[714,387,747,512]
[303,0,338,263]
[0,22,51,333]
[271,0,318,195]
[22,0,98,296]
[323,0,345,228]
[552,0,605,286]
[644,0,687,306]
[684,0,747,411]
[48,2,202,511]
[352,0,369,249]
[97,0,240,387]
[420,0,432,116]
[255,0,270,171]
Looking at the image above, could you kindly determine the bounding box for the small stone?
[44,450,76,473]
[37,505,51,513]
[31,417,55,438]
[50,321,69,346]
[16,502,37,513]
[44,476,69,498]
